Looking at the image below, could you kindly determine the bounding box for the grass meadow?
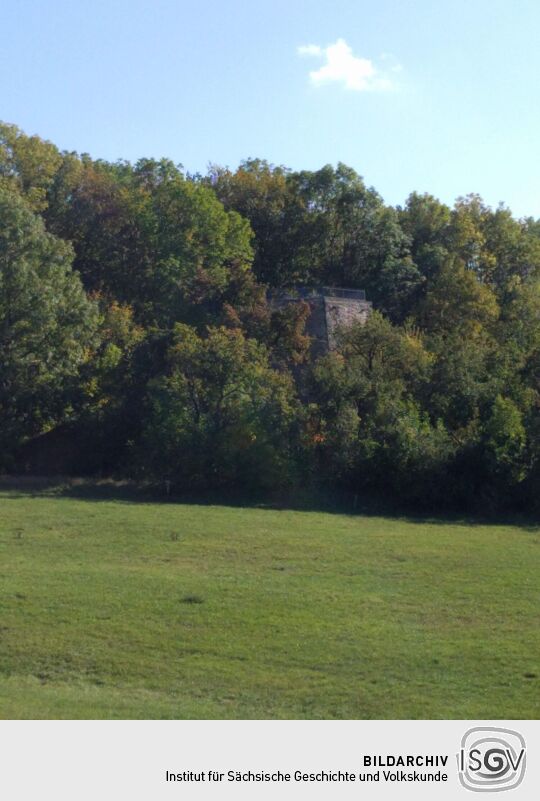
[0,483,538,719]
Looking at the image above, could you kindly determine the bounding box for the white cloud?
[380,52,403,73]
[297,38,396,92]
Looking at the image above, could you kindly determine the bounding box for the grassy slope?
[0,489,538,719]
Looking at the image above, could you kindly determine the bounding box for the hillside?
[1,487,538,719]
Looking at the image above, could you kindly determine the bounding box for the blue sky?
[2,0,540,217]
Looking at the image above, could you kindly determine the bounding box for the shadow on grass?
[0,474,539,531]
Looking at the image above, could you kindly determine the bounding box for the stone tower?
[270,287,372,354]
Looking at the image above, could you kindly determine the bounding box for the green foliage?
[483,395,527,482]
[267,300,311,368]
[208,159,297,285]
[146,178,254,324]
[213,161,423,319]
[0,185,98,459]
[1,119,540,511]
[141,325,299,489]
[419,256,499,335]
[45,155,254,328]
[309,313,452,501]
[0,122,62,212]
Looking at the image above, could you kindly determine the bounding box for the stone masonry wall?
[324,296,372,349]
[270,288,372,353]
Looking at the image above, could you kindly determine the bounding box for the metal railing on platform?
[322,287,366,300]
[268,286,367,301]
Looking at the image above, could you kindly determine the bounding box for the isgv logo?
[458,727,526,792]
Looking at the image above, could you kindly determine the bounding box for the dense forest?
[1,121,539,512]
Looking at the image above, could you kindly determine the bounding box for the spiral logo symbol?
[458,727,526,792]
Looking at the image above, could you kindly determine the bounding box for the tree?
[2,118,540,512]
[483,395,527,484]
[0,185,98,460]
[447,195,540,295]
[208,159,300,286]
[141,325,299,489]
[288,164,423,318]
[399,192,451,280]
[418,256,499,336]
[147,177,254,325]
[210,161,422,319]
[308,313,447,499]
[47,158,256,329]
[0,122,62,212]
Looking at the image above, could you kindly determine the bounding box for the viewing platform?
[269,286,372,352]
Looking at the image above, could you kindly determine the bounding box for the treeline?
[1,122,539,512]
